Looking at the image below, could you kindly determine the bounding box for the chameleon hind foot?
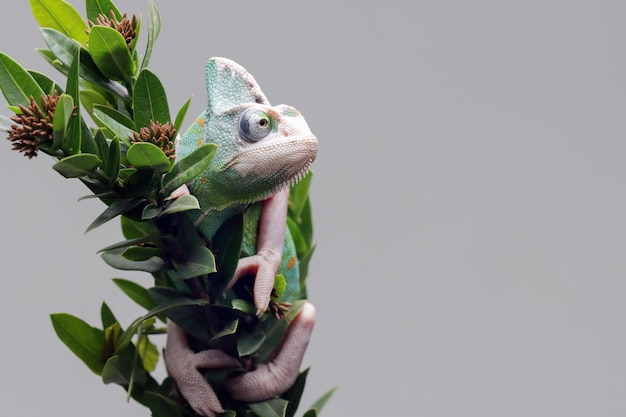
[225,301,316,401]
[165,302,316,416]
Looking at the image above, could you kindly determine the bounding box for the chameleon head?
[196,57,318,207]
[208,102,318,204]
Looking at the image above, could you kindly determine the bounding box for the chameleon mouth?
[222,135,318,203]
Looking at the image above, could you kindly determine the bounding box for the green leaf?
[102,248,166,272]
[129,18,141,56]
[79,120,98,156]
[86,198,144,233]
[104,137,121,184]
[116,298,210,353]
[102,355,146,385]
[126,142,171,174]
[248,398,289,417]
[119,169,156,198]
[231,299,256,316]
[28,70,63,95]
[144,391,186,417]
[174,96,192,133]
[174,245,216,280]
[298,244,316,287]
[141,204,162,220]
[113,278,157,312]
[80,89,108,113]
[237,329,266,357]
[93,129,109,161]
[98,235,161,253]
[0,53,45,107]
[39,28,80,67]
[92,105,134,146]
[94,104,135,129]
[52,94,74,150]
[65,47,79,102]
[40,28,127,97]
[273,274,287,300]
[102,321,122,361]
[163,144,217,194]
[137,335,159,372]
[64,48,81,155]
[149,288,217,341]
[160,194,200,216]
[299,198,314,248]
[122,246,163,261]
[133,69,170,128]
[140,0,161,70]
[286,218,307,258]
[288,170,312,222]
[282,368,309,417]
[101,302,117,329]
[208,319,239,345]
[211,212,244,293]
[307,386,338,415]
[89,26,136,81]
[86,0,122,22]
[121,215,158,239]
[50,313,105,375]
[53,154,102,178]
[30,0,89,45]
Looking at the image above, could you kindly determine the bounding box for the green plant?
[0,1,334,416]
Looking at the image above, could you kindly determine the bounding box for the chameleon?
[164,57,318,417]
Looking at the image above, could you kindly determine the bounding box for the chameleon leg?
[165,320,240,417]
[227,189,291,315]
[225,301,317,401]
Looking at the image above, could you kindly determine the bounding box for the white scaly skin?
[165,57,318,416]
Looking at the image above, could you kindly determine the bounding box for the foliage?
[0,1,334,416]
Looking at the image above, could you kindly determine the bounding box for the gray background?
[1,1,625,416]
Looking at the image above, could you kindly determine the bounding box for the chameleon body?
[164,57,318,417]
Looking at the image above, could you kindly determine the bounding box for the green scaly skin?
[164,57,318,417]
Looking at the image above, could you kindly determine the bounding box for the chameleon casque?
[165,57,318,416]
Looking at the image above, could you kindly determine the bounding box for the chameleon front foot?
[227,247,284,316]
[225,301,316,402]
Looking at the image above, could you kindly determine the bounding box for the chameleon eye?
[239,108,273,142]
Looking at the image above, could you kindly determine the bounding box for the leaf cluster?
[0,1,334,416]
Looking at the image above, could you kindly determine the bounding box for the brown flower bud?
[88,11,138,50]
[131,121,177,160]
[6,91,73,159]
